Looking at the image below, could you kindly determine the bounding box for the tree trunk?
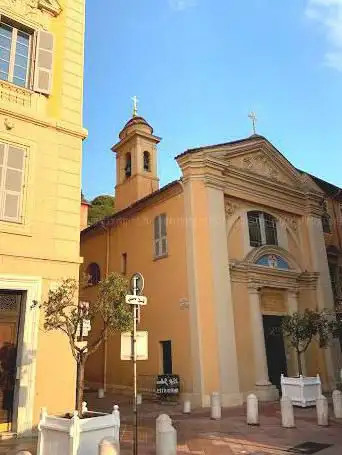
[296,348,303,376]
[76,358,85,416]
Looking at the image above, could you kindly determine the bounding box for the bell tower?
[112,101,161,211]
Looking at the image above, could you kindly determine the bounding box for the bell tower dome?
[112,101,161,211]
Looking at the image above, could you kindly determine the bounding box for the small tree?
[280,309,339,377]
[42,272,132,415]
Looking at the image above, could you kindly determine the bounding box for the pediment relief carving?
[225,151,295,186]
[0,0,61,29]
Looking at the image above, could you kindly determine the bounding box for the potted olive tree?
[279,309,340,407]
[36,272,132,455]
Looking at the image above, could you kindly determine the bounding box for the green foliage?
[42,273,132,412]
[279,309,340,376]
[43,273,131,358]
[88,194,115,225]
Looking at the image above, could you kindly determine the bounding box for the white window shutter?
[2,145,25,222]
[33,30,54,95]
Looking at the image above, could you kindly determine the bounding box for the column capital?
[248,284,260,295]
[287,288,299,298]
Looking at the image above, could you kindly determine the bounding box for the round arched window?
[125,152,132,177]
[86,263,101,285]
[143,151,151,172]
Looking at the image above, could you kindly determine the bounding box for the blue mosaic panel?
[256,254,289,269]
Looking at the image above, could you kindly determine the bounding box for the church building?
[80,109,342,407]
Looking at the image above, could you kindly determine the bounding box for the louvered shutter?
[160,214,168,255]
[33,30,54,95]
[154,216,160,257]
[2,145,25,222]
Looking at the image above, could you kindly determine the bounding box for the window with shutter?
[154,214,168,259]
[0,20,32,88]
[0,142,25,223]
[33,30,54,95]
[247,211,278,247]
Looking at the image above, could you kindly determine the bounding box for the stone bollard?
[210,392,221,420]
[98,437,120,455]
[316,395,329,426]
[98,388,105,399]
[280,395,295,428]
[332,390,342,419]
[156,414,177,455]
[247,394,259,425]
[183,400,191,414]
[15,452,33,455]
[137,394,142,405]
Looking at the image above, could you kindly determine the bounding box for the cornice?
[230,262,319,290]
[112,130,161,152]
[0,0,62,30]
[0,108,88,139]
[38,0,62,16]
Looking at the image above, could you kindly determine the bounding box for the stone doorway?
[263,315,287,392]
[0,291,23,433]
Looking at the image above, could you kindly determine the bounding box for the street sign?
[130,272,144,295]
[120,331,148,360]
[125,295,147,306]
[76,319,91,337]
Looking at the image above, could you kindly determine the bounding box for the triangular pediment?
[206,136,322,193]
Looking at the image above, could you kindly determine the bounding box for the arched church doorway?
[261,288,288,391]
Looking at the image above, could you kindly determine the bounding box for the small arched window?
[86,263,101,286]
[143,151,151,172]
[125,152,132,178]
[247,211,278,247]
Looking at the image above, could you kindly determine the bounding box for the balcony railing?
[0,79,32,109]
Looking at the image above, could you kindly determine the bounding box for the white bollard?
[137,394,142,405]
[98,437,120,455]
[15,452,33,455]
[98,388,105,399]
[210,392,221,420]
[183,400,191,414]
[332,390,342,419]
[247,394,259,425]
[112,405,120,442]
[156,414,177,455]
[280,395,295,428]
[316,395,329,426]
[82,401,88,414]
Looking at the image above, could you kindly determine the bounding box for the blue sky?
[82,0,342,200]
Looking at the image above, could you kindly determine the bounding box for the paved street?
[1,391,342,454]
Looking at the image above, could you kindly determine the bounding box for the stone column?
[249,286,279,401]
[306,215,341,388]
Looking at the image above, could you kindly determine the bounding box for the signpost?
[127,272,147,455]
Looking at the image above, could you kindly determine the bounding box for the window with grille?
[0,142,25,223]
[154,214,167,258]
[247,211,278,247]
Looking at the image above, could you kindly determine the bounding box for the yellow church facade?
[81,114,342,408]
[0,0,86,435]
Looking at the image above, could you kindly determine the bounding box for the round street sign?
[130,272,144,295]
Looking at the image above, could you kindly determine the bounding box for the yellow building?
[81,111,342,408]
[0,0,86,436]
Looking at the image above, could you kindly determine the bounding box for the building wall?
[0,0,86,431]
[81,186,193,395]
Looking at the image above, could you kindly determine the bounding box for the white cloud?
[169,0,197,11]
[306,0,342,71]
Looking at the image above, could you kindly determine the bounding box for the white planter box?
[36,406,120,455]
[281,374,322,407]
